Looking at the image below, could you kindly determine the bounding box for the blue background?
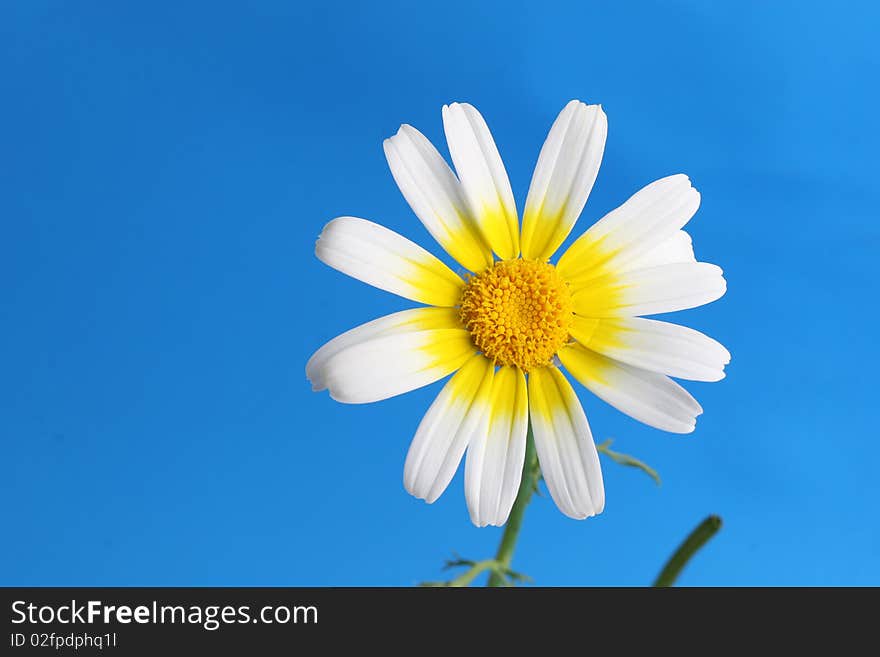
[2,1,878,586]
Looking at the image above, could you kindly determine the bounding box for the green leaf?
[502,567,533,585]
[596,439,661,486]
[442,553,475,571]
[419,556,505,587]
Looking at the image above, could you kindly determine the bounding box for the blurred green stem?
[487,424,538,587]
[653,515,723,587]
[446,560,501,587]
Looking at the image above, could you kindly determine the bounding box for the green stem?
[446,560,501,587]
[653,515,722,587]
[486,423,538,587]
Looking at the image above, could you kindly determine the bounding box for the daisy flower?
[306,100,729,527]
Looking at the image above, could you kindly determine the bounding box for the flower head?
[307,100,729,527]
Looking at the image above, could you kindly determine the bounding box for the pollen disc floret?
[460,259,573,371]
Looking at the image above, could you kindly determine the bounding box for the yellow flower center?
[459,259,573,371]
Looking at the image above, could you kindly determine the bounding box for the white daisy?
[307,100,729,527]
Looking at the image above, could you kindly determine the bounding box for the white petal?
[570,262,727,318]
[622,230,695,271]
[315,216,464,306]
[521,101,608,261]
[442,102,519,259]
[569,316,730,382]
[306,307,461,392]
[528,366,604,520]
[319,328,474,404]
[404,355,494,503]
[384,125,493,272]
[557,175,700,286]
[559,343,703,434]
[464,366,528,527]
